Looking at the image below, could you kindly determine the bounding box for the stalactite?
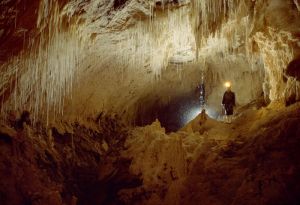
[0,0,83,122]
[0,0,250,120]
[0,0,299,121]
[294,0,300,11]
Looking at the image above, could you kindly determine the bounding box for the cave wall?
[205,55,264,114]
[191,0,300,106]
[0,0,299,124]
[250,0,300,104]
[62,0,300,121]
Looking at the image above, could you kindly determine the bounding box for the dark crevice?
[113,0,128,10]
[286,58,300,81]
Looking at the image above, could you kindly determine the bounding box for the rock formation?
[0,0,300,204]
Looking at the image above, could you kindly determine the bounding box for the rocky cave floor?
[0,101,300,205]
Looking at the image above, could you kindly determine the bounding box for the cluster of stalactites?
[189,0,254,61]
[190,0,239,39]
[190,0,300,104]
[1,0,298,122]
[0,0,250,121]
[0,0,83,123]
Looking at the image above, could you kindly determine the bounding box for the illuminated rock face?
[0,0,299,122]
[250,0,300,103]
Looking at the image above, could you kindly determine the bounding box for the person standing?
[222,82,235,123]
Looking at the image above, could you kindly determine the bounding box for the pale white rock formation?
[0,0,299,124]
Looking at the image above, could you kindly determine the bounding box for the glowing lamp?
[224,82,231,88]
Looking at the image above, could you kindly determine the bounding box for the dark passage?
[135,93,203,133]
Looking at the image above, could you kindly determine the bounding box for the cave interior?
[0,0,300,205]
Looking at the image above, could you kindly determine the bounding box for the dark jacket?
[222,91,235,106]
[222,91,235,115]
